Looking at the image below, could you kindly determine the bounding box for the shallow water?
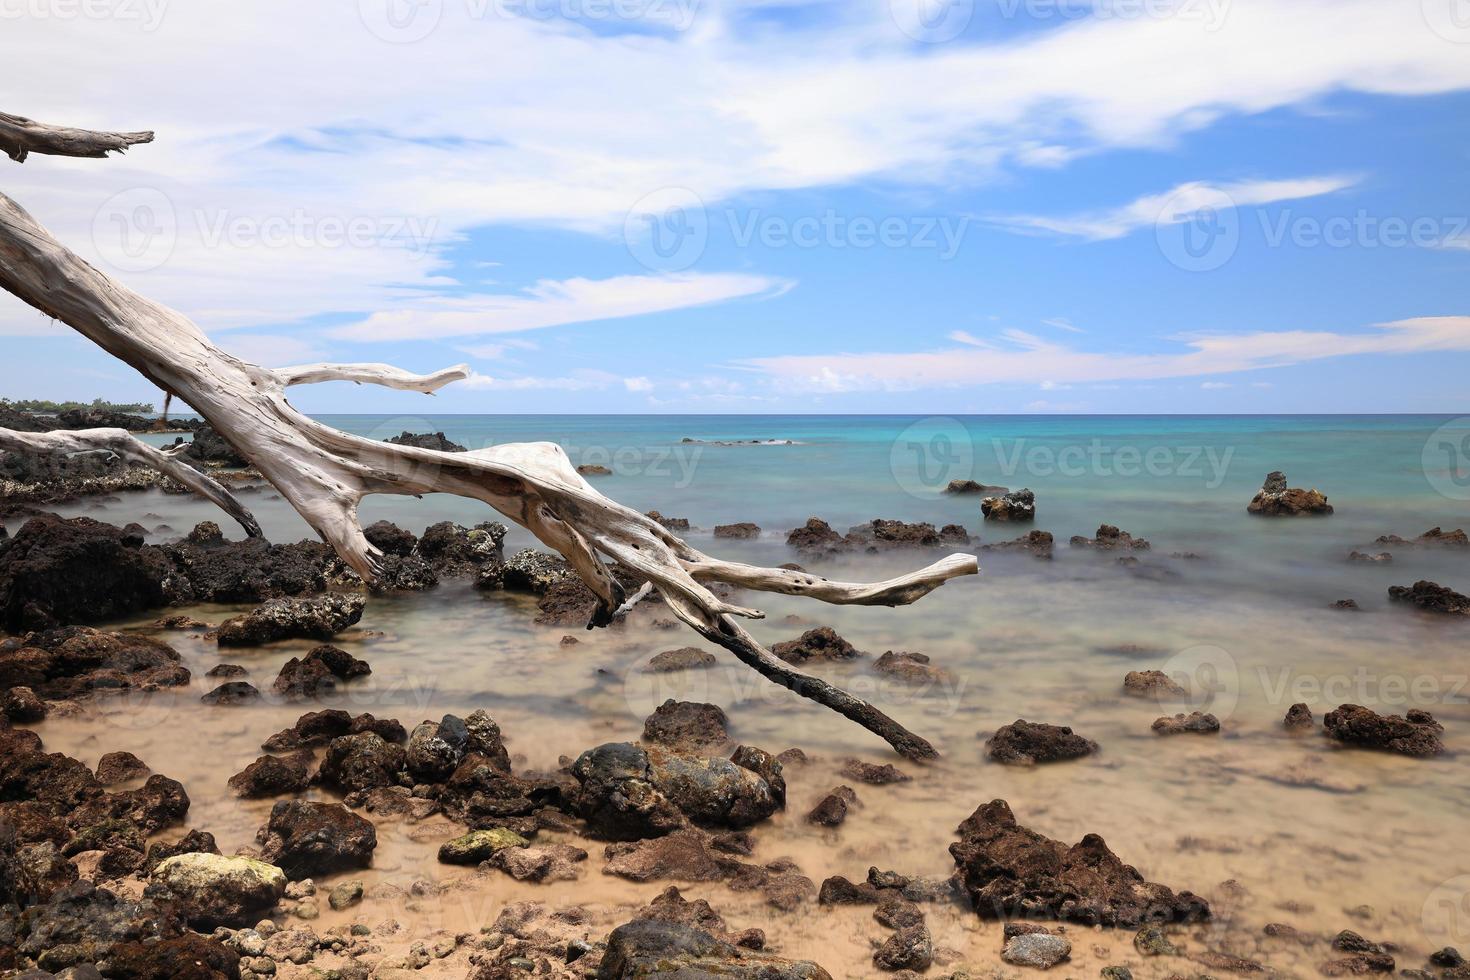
[25,414,1470,977]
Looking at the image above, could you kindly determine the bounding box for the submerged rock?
[1247,471,1333,516]
[771,626,862,664]
[949,799,1210,926]
[646,647,718,672]
[1284,703,1314,729]
[1374,526,1468,549]
[217,593,365,646]
[806,786,858,827]
[200,681,260,705]
[1387,580,1470,616]
[149,853,287,928]
[1152,711,1221,735]
[945,479,1007,495]
[1123,669,1187,698]
[838,760,910,785]
[1323,704,1444,756]
[980,529,1055,558]
[1071,524,1150,551]
[714,522,761,539]
[873,650,951,684]
[981,488,1036,522]
[0,626,190,700]
[986,720,1098,765]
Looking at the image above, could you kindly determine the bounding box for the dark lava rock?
[406,714,470,783]
[317,732,407,793]
[463,709,512,772]
[0,515,174,630]
[713,522,761,539]
[260,709,405,752]
[1152,711,1220,735]
[217,593,365,646]
[598,919,832,980]
[184,424,249,467]
[417,520,506,579]
[981,488,1036,522]
[0,627,190,700]
[771,626,862,664]
[363,519,418,556]
[986,720,1098,765]
[645,510,691,531]
[980,529,1055,557]
[1123,669,1187,698]
[184,521,225,547]
[257,800,376,879]
[1247,471,1333,516]
[226,752,312,798]
[494,548,570,594]
[785,518,848,556]
[846,519,945,550]
[643,700,730,750]
[94,751,150,785]
[204,663,246,678]
[385,430,466,452]
[107,931,241,980]
[2,685,47,722]
[270,643,371,699]
[1284,703,1314,729]
[1387,580,1470,616]
[570,742,783,840]
[144,828,220,870]
[633,884,765,949]
[875,923,933,972]
[646,647,718,672]
[8,879,186,973]
[1375,527,1469,549]
[1070,524,1150,551]
[200,681,260,706]
[806,786,857,827]
[838,760,910,785]
[949,799,1210,925]
[1322,704,1444,756]
[164,536,336,604]
[577,463,612,476]
[1333,598,1361,610]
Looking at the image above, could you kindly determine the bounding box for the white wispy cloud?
[990,176,1360,241]
[743,316,1470,391]
[331,273,786,342]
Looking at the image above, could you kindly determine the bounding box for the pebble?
[1002,933,1072,969]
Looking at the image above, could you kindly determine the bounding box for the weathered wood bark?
[0,114,979,759]
[0,426,262,538]
[0,111,152,163]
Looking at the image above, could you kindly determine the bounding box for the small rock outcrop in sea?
[713,522,761,539]
[385,430,467,452]
[770,626,863,664]
[944,479,1007,495]
[980,529,1055,558]
[643,699,730,751]
[1246,470,1334,516]
[1387,580,1470,616]
[227,751,312,798]
[569,742,784,840]
[1284,703,1315,729]
[1123,669,1187,698]
[1349,550,1392,563]
[1375,526,1469,548]
[981,488,1036,522]
[217,593,366,646]
[949,798,1210,925]
[785,517,848,556]
[646,510,691,531]
[262,708,407,751]
[986,720,1098,765]
[645,646,718,672]
[0,626,190,700]
[873,650,952,684]
[577,463,612,476]
[1152,711,1221,735]
[184,423,251,467]
[270,643,371,699]
[1332,598,1360,610]
[1322,704,1444,756]
[1071,524,1151,551]
[257,800,377,879]
[599,919,833,980]
[838,759,911,785]
[148,853,287,928]
[806,786,858,827]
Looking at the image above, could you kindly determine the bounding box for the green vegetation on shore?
[1,396,155,414]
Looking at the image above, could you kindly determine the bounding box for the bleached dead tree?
[0,113,979,760]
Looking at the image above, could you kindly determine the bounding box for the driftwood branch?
[0,426,262,539]
[0,114,980,760]
[0,111,153,163]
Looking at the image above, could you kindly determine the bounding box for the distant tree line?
[1,396,155,414]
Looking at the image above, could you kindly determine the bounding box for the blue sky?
[3,0,1469,413]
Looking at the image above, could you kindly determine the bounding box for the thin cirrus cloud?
[331,273,788,343]
[989,176,1361,241]
[742,316,1470,392]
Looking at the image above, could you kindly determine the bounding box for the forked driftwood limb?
[0,111,153,163]
[0,113,978,760]
[0,426,263,539]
